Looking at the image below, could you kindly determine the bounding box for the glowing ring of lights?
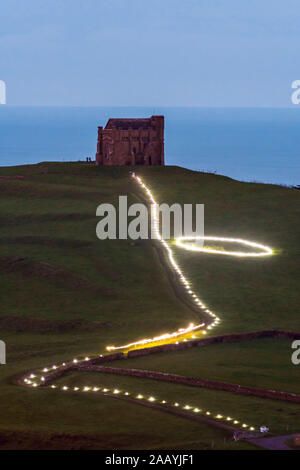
[176,236,273,257]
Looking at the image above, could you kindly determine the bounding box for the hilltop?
[0,162,299,449]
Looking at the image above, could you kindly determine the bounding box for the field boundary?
[75,361,300,403]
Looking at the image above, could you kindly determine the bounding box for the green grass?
[112,338,299,393]
[0,162,299,449]
[52,370,300,436]
[0,380,236,450]
[137,166,300,334]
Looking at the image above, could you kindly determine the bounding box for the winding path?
[18,173,296,441]
[248,434,298,450]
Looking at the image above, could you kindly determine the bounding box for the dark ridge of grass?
[0,181,108,201]
[0,256,115,296]
[0,315,115,334]
[0,236,93,249]
[0,213,95,226]
[0,429,161,450]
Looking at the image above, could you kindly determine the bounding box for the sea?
[0,106,299,186]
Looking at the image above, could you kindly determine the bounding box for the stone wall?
[126,329,300,358]
[43,330,300,403]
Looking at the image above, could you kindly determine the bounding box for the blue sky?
[1,0,300,106]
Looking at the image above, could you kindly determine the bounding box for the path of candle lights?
[19,173,275,436]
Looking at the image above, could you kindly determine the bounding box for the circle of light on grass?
[176,236,273,257]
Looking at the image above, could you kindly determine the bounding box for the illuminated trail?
[106,174,273,352]
[19,173,275,435]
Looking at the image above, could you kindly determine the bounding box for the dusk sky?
[1,0,300,106]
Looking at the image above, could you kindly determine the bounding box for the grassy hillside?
[137,165,300,334]
[0,162,299,450]
[111,338,300,394]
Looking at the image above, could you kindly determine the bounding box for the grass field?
[53,368,300,436]
[0,162,299,449]
[111,338,300,394]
